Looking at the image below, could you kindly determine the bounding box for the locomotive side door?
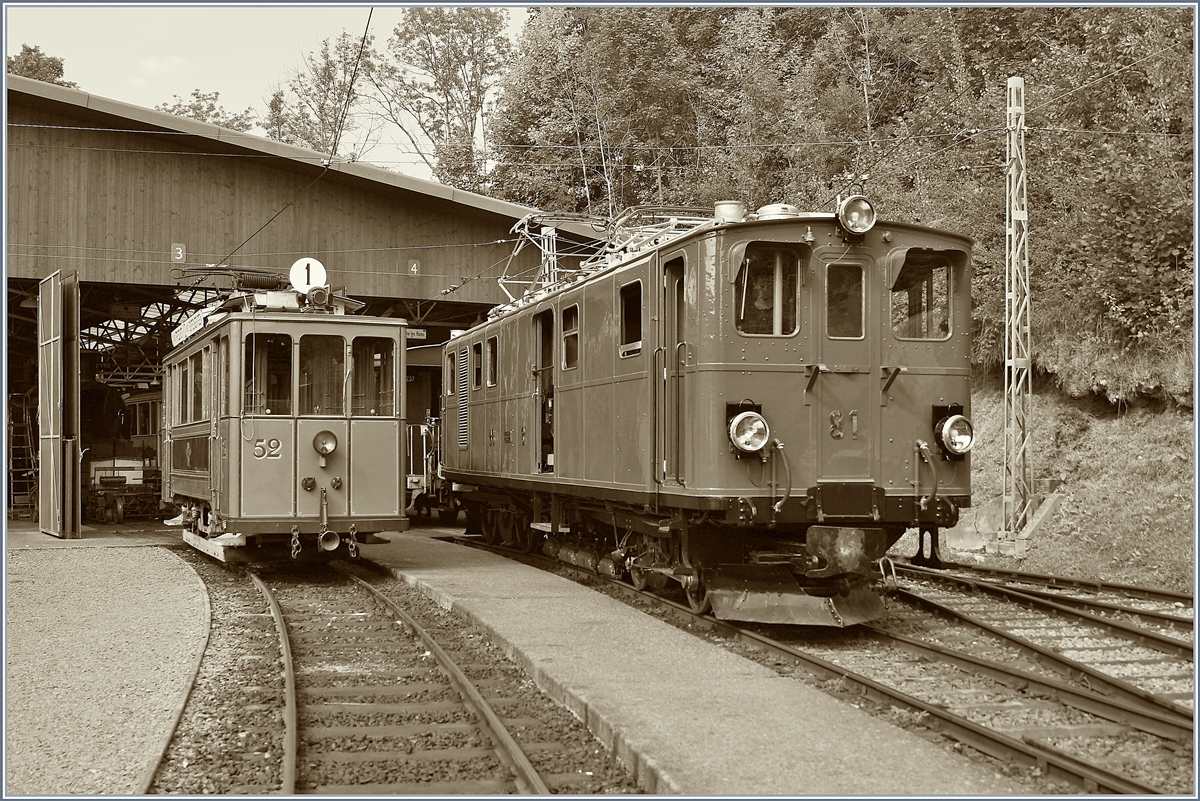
[659,254,688,484]
[812,256,878,489]
[532,309,555,473]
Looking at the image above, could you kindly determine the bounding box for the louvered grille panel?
[457,346,469,447]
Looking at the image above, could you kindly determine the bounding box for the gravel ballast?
[6,546,208,794]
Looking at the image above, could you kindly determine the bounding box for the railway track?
[888,562,1193,719]
[896,560,1194,639]
[148,551,637,794]
[252,563,566,793]
[451,535,1194,794]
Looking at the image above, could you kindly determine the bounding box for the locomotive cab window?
[562,304,579,369]
[352,337,394,416]
[244,333,293,415]
[619,282,642,357]
[827,263,864,339]
[734,245,800,336]
[299,335,345,415]
[446,351,457,395]
[472,342,483,389]
[891,250,954,340]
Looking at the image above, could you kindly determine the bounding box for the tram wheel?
[481,509,499,545]
[114,497,125,525]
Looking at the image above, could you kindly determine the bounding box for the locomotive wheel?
[629,564,650,590]
[496,510,516,546]
[684,579,712,615]
[629,563,667,592]
[515,512,540,554]
[480,509,499,545]
[114,497,125,525]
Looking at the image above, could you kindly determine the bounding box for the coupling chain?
[291,525,301,559]
[347,524,358,559]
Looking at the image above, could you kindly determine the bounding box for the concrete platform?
[4,517,1029,794]
[5,517,207,794]
[361,529,1028,795]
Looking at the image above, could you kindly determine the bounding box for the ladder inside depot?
[8,397,37,520]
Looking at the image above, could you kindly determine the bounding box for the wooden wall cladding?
[6,102,535,306]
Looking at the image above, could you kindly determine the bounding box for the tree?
[154,89,256,131]
[491,7,719,214]
[7,43,78,87]
[367,6,512,190]
[264,31,380,161]
[485,6,1193,403]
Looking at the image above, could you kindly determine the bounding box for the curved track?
[249,564,551,794]
[452,535,1194,794]
[890,565,1193,720]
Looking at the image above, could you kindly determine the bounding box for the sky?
[4,3,527,179]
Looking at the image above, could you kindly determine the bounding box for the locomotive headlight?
[313,430,338,467]
[935,415,974,456]
[729,411,771,454]
[837,195,876,235]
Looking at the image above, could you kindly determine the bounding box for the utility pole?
[1002,76,1033,553]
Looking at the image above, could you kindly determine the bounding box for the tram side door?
[813,257,877,488]
[37,270,81,537]
[532,309,555,473]
[659,255,687,484]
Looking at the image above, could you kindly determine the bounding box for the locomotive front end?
[689,196,974,624]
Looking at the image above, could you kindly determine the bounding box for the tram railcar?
[441,197,974,626]
[162,259,409,562]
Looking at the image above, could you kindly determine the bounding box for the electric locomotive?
[442,198,974,626]
[162,259,410,561]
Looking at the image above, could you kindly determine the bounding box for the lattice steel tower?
[1003,76,1033,542]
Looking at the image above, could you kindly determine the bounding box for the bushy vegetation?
[947,373,1194,592]
[488,7,1193,409]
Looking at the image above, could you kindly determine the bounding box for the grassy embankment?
[905,373,1194,593]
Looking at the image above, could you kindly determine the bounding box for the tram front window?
[352,337,394,416]
[244,333,292,415]
[299,335,345,415]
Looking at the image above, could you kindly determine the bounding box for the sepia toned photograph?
[4,3,1194,795]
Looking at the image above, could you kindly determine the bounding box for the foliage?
[366,6,512,191]
[946,377,1193,592]
[154,90,256,132]
[488,6,1192,405]
[263,31,380,161]
[7,43,78,88]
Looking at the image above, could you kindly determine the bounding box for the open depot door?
[37,270,81,538]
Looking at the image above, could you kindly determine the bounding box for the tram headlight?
[729,411,771,454]
[935,414,974,457]
[313,430,338,468]
[837,195,876,235]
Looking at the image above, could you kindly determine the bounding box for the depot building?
[5,74,596,535]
